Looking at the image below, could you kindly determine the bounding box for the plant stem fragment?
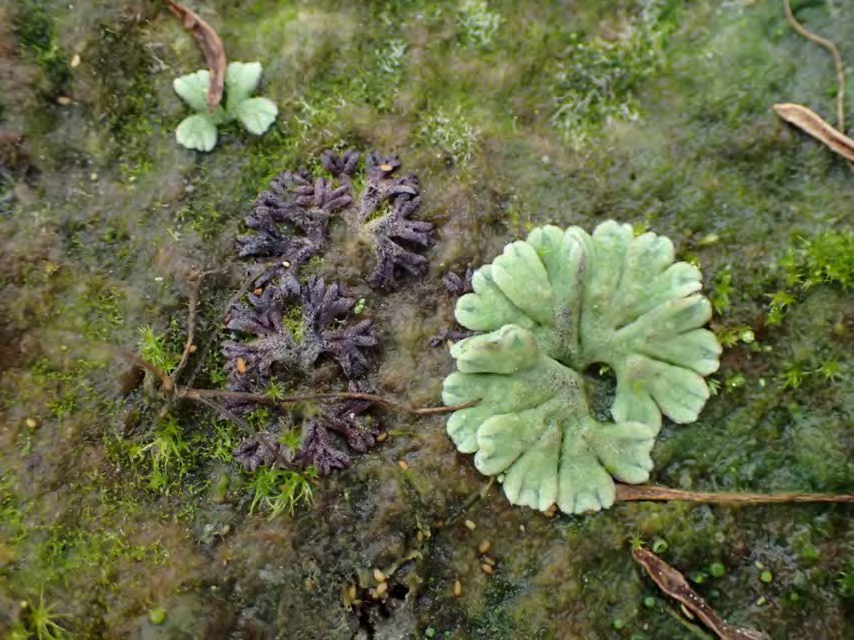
[773,103,854,162]
[165,0,226,110]
[633,547,769,640]
[120,348,473,422]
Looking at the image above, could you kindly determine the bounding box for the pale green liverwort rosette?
[443,221,722,515]
[173,61,278,152]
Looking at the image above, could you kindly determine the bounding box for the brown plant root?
[783,0,846,132]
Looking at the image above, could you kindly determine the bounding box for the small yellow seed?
[188,344,197,353]
[481,563,493,576]
[379,163,393,171]
[463,519,476,531]
[376,432,388,442]
[397,460,409,471]
[376,581,388,596]
[253,287,263,295]
[478,540,491,555]
[70,54,81,68]
[453,580,462,597]
[236,357,247,374]
[373,568,386,583]
[483,556,495,567]
[25,418,38,429]
[57,96,71,105]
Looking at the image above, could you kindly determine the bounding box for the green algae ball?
[148,607,167,625]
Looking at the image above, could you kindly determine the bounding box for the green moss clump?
[12,0,71,94]
[784,231,854,291]
[248,467,316,518]
[549,1,685,146]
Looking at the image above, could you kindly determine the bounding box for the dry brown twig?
[616,483,854,504]
[165,0,226,111]
[633,548,770,640]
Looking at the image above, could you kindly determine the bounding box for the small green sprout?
[709,265,733,315]
[279,429,303,454]
[132,416,192,492]
[709,562,726,578]
[780,363,805,390]
[264,380,287,401]
[717,324,756,349]
[138,325,179,375]
[767,290,796,326]
[173,61,277,152]
[627,532,645,550]
[816,359,841,382]
[19,589,68,640]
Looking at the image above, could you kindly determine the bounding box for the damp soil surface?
[1,1,852,638]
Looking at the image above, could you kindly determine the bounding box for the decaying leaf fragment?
[632,548,769,640]
[773,103,854,162]
[165,0,226,111]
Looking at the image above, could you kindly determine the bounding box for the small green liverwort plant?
[443,221,722,515]
[173,61,277,152]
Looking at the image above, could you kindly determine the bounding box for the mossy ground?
[0,0,852,637]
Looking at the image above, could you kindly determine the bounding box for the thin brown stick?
[193,394,254,434]
[116,345,474,416]
[122,350,175,396]
[185,387,476,416]
[616,484,854,504]
[173,269,204,380]
[633,548,769,640]
[165,0,226,111]
[783,0,846,132]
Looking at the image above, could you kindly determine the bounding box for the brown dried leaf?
[632,548,769,640]
[165,0,226,111]
[773,102,854,162]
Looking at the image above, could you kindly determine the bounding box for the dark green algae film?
[0,0,851,637]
